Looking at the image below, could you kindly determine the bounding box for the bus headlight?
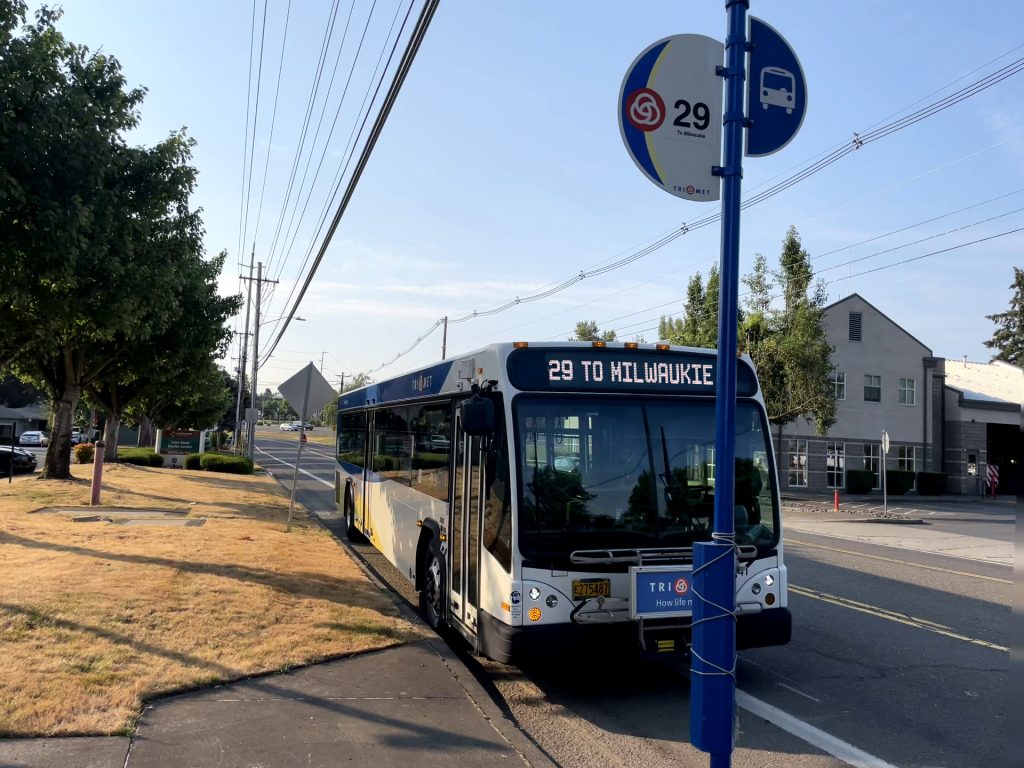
[529,587,541,601]
[546,595,558,608]
[751,583,762,595]
[764,574,775,587]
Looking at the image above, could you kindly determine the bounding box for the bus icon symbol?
[759,66,795,114]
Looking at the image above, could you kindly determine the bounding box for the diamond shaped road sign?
[278,363,338,419]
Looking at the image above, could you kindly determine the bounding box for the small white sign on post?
[278,363,339,532]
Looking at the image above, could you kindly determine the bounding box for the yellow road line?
[789,584,1008,652]
[787,538,1012,584]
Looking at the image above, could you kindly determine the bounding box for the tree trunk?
[103,411,121,463]
[40,384,80,479]
[137,414,154,448]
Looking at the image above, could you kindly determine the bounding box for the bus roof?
[338,342,759,410]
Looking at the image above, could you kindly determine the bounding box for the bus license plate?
[572,578,611,599]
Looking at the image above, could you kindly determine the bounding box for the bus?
[335,341,791,663]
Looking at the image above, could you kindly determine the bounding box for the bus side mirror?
[461,396,495,436]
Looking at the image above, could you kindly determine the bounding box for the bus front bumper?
[477,606,791,664]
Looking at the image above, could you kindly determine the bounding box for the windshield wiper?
[658,426,696,531]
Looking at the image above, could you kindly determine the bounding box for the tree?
[86,249,239,460]
[659,227,836,434]
[984,266,1024,366]
[571,321,617,342]
[0,6,236,476]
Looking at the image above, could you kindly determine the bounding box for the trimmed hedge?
[73,443,95,464]
[200,454,254,474]
[119,448,164,467]
[886,469,915,496]
[845,469,876,494]
[183,453,203,470]
[916,471,947,495]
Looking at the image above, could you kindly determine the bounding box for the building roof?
[823,292,933,355]
[0,405,48,421]
[944,359,1023,407]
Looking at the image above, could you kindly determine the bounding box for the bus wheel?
[419,536,446,631]
[344,490,366,543]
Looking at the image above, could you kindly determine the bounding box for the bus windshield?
[515,396,778,565]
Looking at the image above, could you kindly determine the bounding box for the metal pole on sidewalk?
[692,2,746,766]
[286,364,313,533]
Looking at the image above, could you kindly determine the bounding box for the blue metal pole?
[691,1,747,765]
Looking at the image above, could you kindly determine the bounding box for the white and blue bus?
[336,341,791,663]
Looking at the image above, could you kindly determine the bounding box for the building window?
[897,445,916,472]
[787,439,807,487]
[864,374,881,402]
[849,311,863,341]
[898,378,916,405]
[863,444,881,489]
[826,442,845,488]
[831,371,846,400]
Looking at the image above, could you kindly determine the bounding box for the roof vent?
[849,311,863,341]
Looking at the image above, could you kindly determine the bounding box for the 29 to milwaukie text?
[547,359,715,387]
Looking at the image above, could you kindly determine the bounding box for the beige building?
[777,294,1021,495]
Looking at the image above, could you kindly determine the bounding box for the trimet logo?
[626,88,665,132]
[684,184,711,196]
[674,577,689,596]
[411,374,433,393]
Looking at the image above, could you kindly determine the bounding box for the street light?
[260,315,305,326]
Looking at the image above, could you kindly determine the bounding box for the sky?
[42,1,1024,392]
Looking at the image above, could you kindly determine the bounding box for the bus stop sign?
[745,17,807,157]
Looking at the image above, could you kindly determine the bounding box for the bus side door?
[450,412,484,635]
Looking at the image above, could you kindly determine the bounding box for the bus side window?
[483,419,512,572]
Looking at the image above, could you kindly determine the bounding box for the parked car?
[19,431,48,447]
[71,427,86,445]
[279,422,300,432]
[0,445,38,475]
[429,435,451,451]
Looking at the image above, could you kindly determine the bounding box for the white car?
[19,430,49,447]
[279,422,300,432]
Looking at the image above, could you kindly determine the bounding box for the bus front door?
[450,417,483,637]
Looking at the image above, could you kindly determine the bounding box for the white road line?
[255,446,334,489]
[737,690,899,768]
[775,682,821,704]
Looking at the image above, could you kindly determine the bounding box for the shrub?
[916,471,947,495]
[119,448,164,467]
[886,469,915,496]
[200,454,254,474]
[845,469,875,494]
[73,442,95,464]
[183,453,203,470]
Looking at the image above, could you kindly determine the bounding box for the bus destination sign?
[507,348,758,396]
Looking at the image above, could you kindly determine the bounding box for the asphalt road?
[255,435,1011,768]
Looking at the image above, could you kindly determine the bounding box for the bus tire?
[344,488,366,543]
[419,535,446,632]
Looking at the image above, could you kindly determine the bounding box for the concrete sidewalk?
[0,639,555,768]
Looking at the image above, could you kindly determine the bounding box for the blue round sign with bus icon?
[745,17,807,157]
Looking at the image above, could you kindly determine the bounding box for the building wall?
[943,419,988,495]
[780,294,934,493]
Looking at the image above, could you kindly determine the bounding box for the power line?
[240,0,270,257]
[259,0,441,367]
[364,52,1024,373]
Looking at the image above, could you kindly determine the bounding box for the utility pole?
[233,258,255,453]
[320,351,327,372]
[338,372,345,392]
[242,260,278,459]
[441,316,448,360]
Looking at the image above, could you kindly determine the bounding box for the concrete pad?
[784,517,1013,566]
[0,736,128,768]
[126,642,529,768]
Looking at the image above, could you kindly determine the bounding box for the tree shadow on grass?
[0,531,386,611]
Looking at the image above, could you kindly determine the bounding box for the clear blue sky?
[45,1,1024,391]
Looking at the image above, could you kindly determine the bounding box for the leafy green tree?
[88,250,239,460]
[127,360,232,437]
[660,228,835,434]
[570,320,617,342]
[984,266,1024,366]
[0,5,235,476]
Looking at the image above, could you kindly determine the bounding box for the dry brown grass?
[0,463,428,737]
